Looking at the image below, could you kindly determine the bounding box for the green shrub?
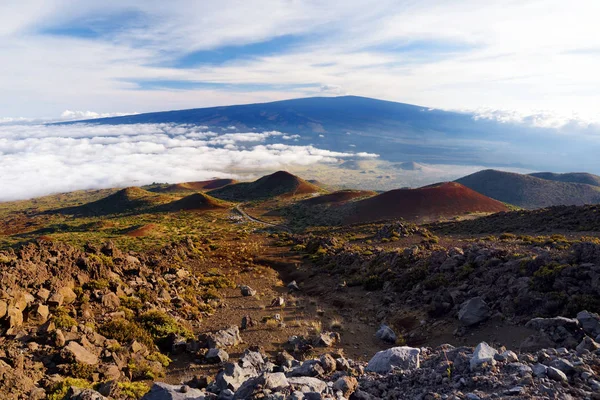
[53,308,78,329]
[120,296,143,311]
[98,318,154,348]
[138,310,193,342]
[118,382,150,399]
[84,279,109,290]
[147,352,171,367]
[47,378,91,400]
[67,363,96,379]
[532,262,568,292]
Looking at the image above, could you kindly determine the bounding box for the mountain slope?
[529,172,600,187]
[149,179,238,194]
[210,171,321,201]
[58,187,170,216]
[346,182,508,223]
[300,190,376,206]
[457,170,600,209]
[60,95,599,170]
[160,193,229,212]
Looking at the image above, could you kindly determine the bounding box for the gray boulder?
[205,326,242,349]
[576,336,600,353]
[205,348,229,364]
[458,297,490,326]
[375,324,397,343]
[216,362,259,392]
[287,377,327,393]
[69,388,108,400]
[366,347,420,374]
[525,316,580,332]
[470,342,497,371]
[547,366,568,382]
[577,310,600,338]
[532,363,547,377]
[233,372,288,399]
[140,383,207,399]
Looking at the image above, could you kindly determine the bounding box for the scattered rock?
[458,297,490,326]
[28,304,49,324]
[547,366,568,382]
[140,382,208,399]
[577,311,600,338]
[205,326,242,349]
[333,376,358,397]
[314,332,340,347]
[576,336,600,353]
[240,315,254,330]
[239,285,256,297]
[470,342,497,371]
[287,377,327,393]
[205,348,229,364]
[375,324,397,343]
[62,342,99,365]
[270,297,285,307]
[101,293,120,310]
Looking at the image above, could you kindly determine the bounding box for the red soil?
[347,182,509,224]
[301,190,377,206]
[257,171,320,197]
[124,224,157,237]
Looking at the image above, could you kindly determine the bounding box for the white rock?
[365,346,420,374]
[547,366,568,382]
[470,342,497,371]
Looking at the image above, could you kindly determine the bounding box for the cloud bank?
[0,123,377,201]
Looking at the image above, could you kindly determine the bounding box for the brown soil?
[301,190,377,206]
[156,179,238,193]
[124,223,157,237]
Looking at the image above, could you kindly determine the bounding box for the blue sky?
[0,0,599,128]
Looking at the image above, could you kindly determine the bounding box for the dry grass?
[329,318,344,331]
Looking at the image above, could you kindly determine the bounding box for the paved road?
[234,204,291,232]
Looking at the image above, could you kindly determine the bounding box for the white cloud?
[0,1,599,119]
[469,108,600,135]
[0,122,377,201]
[60,110,136,121]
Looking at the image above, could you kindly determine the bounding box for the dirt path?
[234,204,291,232]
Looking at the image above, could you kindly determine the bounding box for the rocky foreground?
[2,231,600,399]
[60,311,600,400]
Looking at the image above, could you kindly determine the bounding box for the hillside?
[529,172,600,187]
[57,187,171,216]
[300,190,376,206]
[160,193,229,212]
[149,179,238,193]
[58,95,599,170]
[346,182,508,224]
[456,169,600,209]
[432,204,600,234]
[210,171,321,201]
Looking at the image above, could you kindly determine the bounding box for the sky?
[0,0,599,201]
[0,0,599,120]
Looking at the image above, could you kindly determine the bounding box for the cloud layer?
[0,123,377,201]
